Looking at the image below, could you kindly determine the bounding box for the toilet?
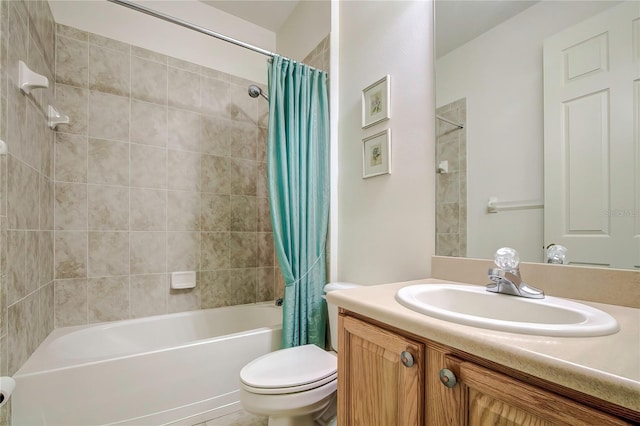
[239,282,360,426]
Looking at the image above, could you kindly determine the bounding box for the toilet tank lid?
[324,282,361,292]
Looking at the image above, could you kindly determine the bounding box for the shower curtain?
[267,55,329,349]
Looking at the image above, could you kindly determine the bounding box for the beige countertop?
[326,278,640,413]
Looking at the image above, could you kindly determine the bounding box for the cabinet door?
[338,315,424,426]
[431,352,630,426]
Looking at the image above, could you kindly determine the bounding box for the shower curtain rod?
[106,0,322,72]
[107,0,275,56]
[436,115,464,129]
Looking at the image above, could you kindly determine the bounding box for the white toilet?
[239,282,360,426]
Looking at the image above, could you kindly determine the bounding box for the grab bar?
[487,197,543,213]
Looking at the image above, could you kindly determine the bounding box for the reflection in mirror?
[435,0,640,270]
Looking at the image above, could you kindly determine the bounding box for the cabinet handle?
[400,351,414,367]
[439,368,457,388]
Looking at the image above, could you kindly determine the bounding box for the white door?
[543,1,640,268]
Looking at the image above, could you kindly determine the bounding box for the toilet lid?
[240,344,337,390]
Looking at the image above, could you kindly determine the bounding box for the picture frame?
[362,129,391,179]
[361,75,390,128]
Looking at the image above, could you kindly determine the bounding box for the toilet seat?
[240,344,337,395]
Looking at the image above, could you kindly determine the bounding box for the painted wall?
[435,1,617,262]
[48,0,275,84]
[336,1,435,285]
[277,0,330,63]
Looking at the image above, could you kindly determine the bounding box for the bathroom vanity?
[327,279,640,425]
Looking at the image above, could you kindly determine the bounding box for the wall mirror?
[434,0,640,270]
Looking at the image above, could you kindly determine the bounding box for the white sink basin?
[395,284,619,337]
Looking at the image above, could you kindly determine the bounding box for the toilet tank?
[324,282,361,351]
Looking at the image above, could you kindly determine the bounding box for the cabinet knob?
[400,351,414,367]
[439,368,457,388]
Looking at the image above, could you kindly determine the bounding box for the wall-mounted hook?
[48,105,69,129]
[19,60,49,94]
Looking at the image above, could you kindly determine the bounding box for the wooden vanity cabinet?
[338,310,636,426]
[338,314,425,425]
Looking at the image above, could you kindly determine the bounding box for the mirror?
[434,0,639,269]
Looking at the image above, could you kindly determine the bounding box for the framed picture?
[362,129,391,179]
[361,75,390,128]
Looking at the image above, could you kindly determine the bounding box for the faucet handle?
[494,247,520,272]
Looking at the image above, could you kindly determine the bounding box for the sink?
[395,284,619,337]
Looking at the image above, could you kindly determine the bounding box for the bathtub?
[13,302,282,426]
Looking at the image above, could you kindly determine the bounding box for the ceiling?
[199,0,300,32]
[435,0,538,57]
[198,0,538,55]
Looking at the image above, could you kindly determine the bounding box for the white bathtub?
[13,303,282,426]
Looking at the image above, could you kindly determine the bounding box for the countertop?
[326,278,640,413]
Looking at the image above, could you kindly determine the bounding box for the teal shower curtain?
[267,55,330,349]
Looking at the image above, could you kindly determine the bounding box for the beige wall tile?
[54,182,87,230]
[56,35,88,88]
[168,287,200,313]
[130,188,166,231]
[168,108,200,152]
[131,100,167,147]
[88,232,129,277]
[201,232,229,271]
[257,232,274,268]
[257,197,272,233]
[257,267,275,302]
[55,231,87,279]
[89,44,130,96]
[167,150,200,192]
[56,23,88,41]
[130,144,167,189]
[55,84,88,135]
[38,231,54,286]
[87,185,129,231]
[168,67,200,112]
[201,77,229,118]
[201,193,230,232]
[228,268,257,305]
[40,176,54,231]
[167,190,200,231]
[6,230,26,305]
[131,56,167,105]
[229,158,257,196]
[131,274,166,318]
[89,33,129,53]
[54,278,87,326]
[230,195,256,232]
[88,276,129,322]
[229,122,257,160]
[130,232,166,274]
[200,269,229,309]
[167,231,200,272]
[131,46,167,64]
[55,133,87,183]
[25,231,40,295]
[201,116,229,156]
[38,282,54,342]
[87,138,129,186]
[230,232,257,268]
[201,155,229,194]
[227,84,257,125]
[88,91,130,142]
[8,294,38,374]
[8,156,39,230]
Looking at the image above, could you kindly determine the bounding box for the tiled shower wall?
[435,98,467,257]
[0,0,56,422]
[52,24,283,327]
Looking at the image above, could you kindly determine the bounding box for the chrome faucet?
[487,247,544,299]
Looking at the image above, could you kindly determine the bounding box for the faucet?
[487,247,544,299]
